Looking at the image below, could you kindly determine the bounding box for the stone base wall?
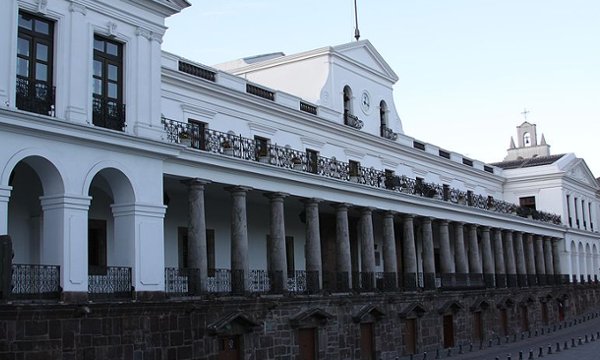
[0,285,598,359]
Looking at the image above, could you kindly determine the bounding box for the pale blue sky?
[163,1,600,176]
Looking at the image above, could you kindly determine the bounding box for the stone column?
[421,217,436,289]
[524,234,537,286]
[480,226,494,287]
[39,194,91,298]
[359,208,376,290]
[335,203,352,291]
[503,230,517,287]
[534,235,546,285]
[493,229,506,287]
[227,186,251,293]
[382,211,398,289]
[467,224,482,274]
[544,237,554,283]
[0,186,10,235]
[552,238,563,284]
[454,222,468,274]
[187,179,210,293]
[438,220,454,274]
[514,231,527,287]
[403,215,417,289]
[303,198,322,291]
[266,192,288,293]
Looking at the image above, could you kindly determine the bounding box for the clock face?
[360,90,371,114]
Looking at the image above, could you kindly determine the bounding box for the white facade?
[1,0,599,298]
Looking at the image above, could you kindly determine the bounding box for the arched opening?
[87,167,135,298]
[523,132,531,147]
[593,244,599,281]
[570,241,577,282]
[7,156,64,264]
[6,155,64,298]
[379,100,388,137]
[586,243,592,281]
[343,85,353,116]
[578,242,585,282]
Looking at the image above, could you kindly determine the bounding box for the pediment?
[332,40,399,82]
[470,297,491,312]
[290,308,333,328]
[565,159,599,188]
[352,304,385,323]
[399,302,428,318]
[438,300,463,314]
[207,311,259,335]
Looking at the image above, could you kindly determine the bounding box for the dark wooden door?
[473,311,483,342]
[500,309,508,336]
[218,335,240,360]
[443,315,454,348]
[558,302,565,321]
[520,307,529,332]
[404,318,417,355]
[360,323,374,360]
[541,303,549,325]
[298,328,316,360]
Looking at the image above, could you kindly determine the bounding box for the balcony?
[344,110,363,129]
[162,118,563,225]
[380,125,398,140]
[92,97,126,131]
[16,78,55,116]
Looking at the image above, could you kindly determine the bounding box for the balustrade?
[11,264,60,299]
[88,266,132,300]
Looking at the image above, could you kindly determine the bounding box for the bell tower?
[504,121,551,161]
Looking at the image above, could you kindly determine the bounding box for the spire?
[353,0,361,41]
[540,133,547,145]
[509,136,516,149]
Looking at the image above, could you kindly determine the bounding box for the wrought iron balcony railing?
[88,266,132,300]
[344,111,364,129]
[11,264,61,299]
[92,97,126,131]
[16,78,55,116]
[380,126,398,140]
[161,117,562,225]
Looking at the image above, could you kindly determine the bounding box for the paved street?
[400,312,600,360]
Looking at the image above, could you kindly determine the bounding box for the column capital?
[420,216,433,224]
[468,223,478,230]
[360,206,375,215]
[503,229,514,235]
[264,192,289,200]
[301,198,323,205]
[331,202,352,211]
[382,210,396,218]
[182,178,211,187]
[453,221,464,226]
[402,214,414,221]
[225,185,253,194]
[437,219,449,226]
[480,225,491,232]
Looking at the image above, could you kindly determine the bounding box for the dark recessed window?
[484,165,494,174]
[16,11,55,115]
[93,35,125,131]
[413,141,425,151]
[462,158,473,167]
[439,150,450,159]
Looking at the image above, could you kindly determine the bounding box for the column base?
[61,291,88,304]
[135,291,165,301]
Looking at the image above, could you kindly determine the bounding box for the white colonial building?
[1,1,600,358]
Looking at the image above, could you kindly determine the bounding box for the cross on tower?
[521,108,530,121]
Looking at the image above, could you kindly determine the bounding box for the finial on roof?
[509,136,516,149]
[540,133,546,145]
[353,0,361,41]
